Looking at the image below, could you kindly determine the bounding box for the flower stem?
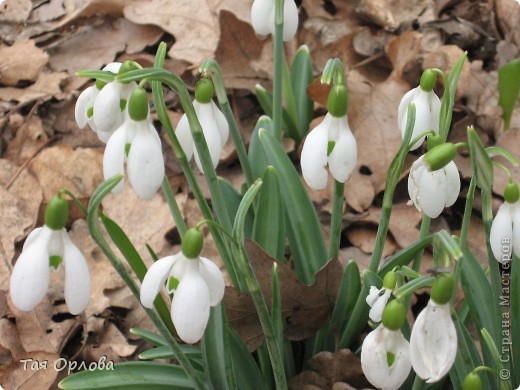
[273,0,285,140]
[328,180,344,259]
[459,176,476,251]
[161,177,188,237]
[412,215,431,272]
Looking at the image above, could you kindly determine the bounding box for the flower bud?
[44,196,69,230]
[118,60,140,75]
[181,228,204,259]
[195,79,215,104]
[383,271,397,290]
[424,143,457,171]
[420,69,436,92]
[382,299,406,331]
[128,87,149,121]
[462,372,482,390]
[327,85,348,118]
[431,274,454,305]
[426,133,443,151]
[504,181,520,204]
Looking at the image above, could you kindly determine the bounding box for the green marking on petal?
[327,141,336,156]
[387,351,396,367]
[120,99,127,112]
[95,79,106,90]
[125,143,131,156]
[50,255,62,270]
[87,107,94,118]
[168,276,180,292]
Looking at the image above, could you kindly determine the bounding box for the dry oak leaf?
[123,0,253,65]
[0,0,32,22]
[0,40,49,86]
[224,240,343,351]
[0,72,67,105]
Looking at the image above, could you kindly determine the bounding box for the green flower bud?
[327,85,348,118]
[128,87,149,121]
[181,228,204,259]
[424,143,457,171]
[431,274,454,305]
[118,60,140,75]
[383,271,397,290]
[420,69,436,92]
[44,195,69,230]
[504,181,520,204]
[195,79,214,104]
[462,372,482,390]
[426,133,443,151]
[382,299,406,331]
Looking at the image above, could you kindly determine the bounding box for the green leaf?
[139,345,202,361]
[130,328,167,347]
[258,129,327,284]
[439,52,467,140]
[467,126,493,193]
[486,146,519,167]
[232,179,262,245]
[290,45,314,141]
[498,58,520,131]
[377,236,433,276]
[59,362,199,389]
[252,166,285,261]
[76,69,116,83]
[255,85,299,140]
[249,119,273,180]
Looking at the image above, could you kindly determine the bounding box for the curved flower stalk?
[410,274,457,383]
[398,69,441,150]
[408,143,460,218]
[490,181,520,264]
[103,87,165,200]
[251,0,298,41]
[361,300,411,390]
[176,79,229,173]
[140,228,225,344]
[9,196,90,315]
[301,85,357,190]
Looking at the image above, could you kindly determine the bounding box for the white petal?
[171,261,211,344]
[199,257,225,306]
[10,227,52,311]
[417,167,448,218]
[328,118,357,183]
[103,123,127,194]
[47,228,65,259]
[397,88,416,134]
[140,256,177,308]
[193,101,224,172]
[210,101,229,146]
[103,62,122,73]
[490,203,513,263]
[93,82,124,133]
[23,227,42,250]
[428,91,441,133]
[62,232,90,314]
[300,116,331,190]
[283,0,298,41]
[366,286,381,307]
[513,203,520,259]
[176,114,194,162]
[127,121,165,200]
[408,90,434,150]
[369,289,391,323]
[443,161,460,207]
[251,0,274,37]
[75,86,95,129]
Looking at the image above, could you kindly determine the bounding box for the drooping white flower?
[9,226,90,315]
[140,252,225,344]
[410,299,457,383]
[490,183,520,264]
[300,113,357,190]
[251,0,298,41]
[398,70,441,151]
[103,87,164,200]
[408,155,460,218]
[361,324,411,390]
[366,286,392,323]
[176,100,229,173]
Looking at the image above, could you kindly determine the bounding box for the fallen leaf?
[0,40,49,86]
[28,0,66,22]
[0,72,67,105]
[6,115,49,164]
[355,0,435,31]
[385,31,423,80]
[0,0,32,22]
[345,224,398,258]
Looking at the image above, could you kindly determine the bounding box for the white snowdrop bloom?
[10,226,90,315]
[103,87,164,200]
[361,324,411,390]
[140,252,225,344]
[410,299,457,383]
[176,100,229,174]
[490,199,520,264]
[398,70,441,151]
[300,112,357,190]
[408,155,460,218]
[251,0,298,41]
[366,286,392,323]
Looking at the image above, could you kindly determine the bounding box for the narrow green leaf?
[258,129,327,284]
[481,329,509,390]
[377,236,433,276]
[498,58,520,131]
[232,179,262,244]
[468,126,493,193]
[59,362,198,389]
[130,328,167,347]
[439,52,467,139]
[255,85,299,140]
[252,166,285,261]
[394,275,435,300]
[76,69,116,83]
[486,146,519,167]
[271,263,284,370]
[249,119,274,179]
[290,45,314,140]
[139,345,201,361]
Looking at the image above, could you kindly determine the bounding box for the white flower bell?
[140,228,225,344]
[103,87,165,200]
[301,85,357,190]
[9,196,90,315]
[366,271,397,323]
[408,143,460,218]
[410,275,457,383]
[361,300,411,390]
[398,69,441,151]
[176,79,229,173]
[251,0,298,41]
[490,181,520,264]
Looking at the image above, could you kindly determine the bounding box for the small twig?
[351,52,385,70]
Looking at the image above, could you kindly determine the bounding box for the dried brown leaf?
[355,0,435,31]
[0,0,32,22]
[0,40,49,86]
[0,72,67,105]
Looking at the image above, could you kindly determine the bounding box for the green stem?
[328,180,344,259]
[459,176,476,251]
[412,216,431,272]
[58,188,88,216]
[161,177,187,237]
[272,0,284,140]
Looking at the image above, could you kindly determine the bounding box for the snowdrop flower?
[103,87,164,200]
[490,181,520,264]
[251,0,298,41]
[301,85,357,190]
[398,69,441,150]
[361,300,411,390]
[9,196,90,315]
[408,143,460,218]
[410,274,457,383]
[366,271,397,322]
[140,228,225,344]
[176,79,229,173]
